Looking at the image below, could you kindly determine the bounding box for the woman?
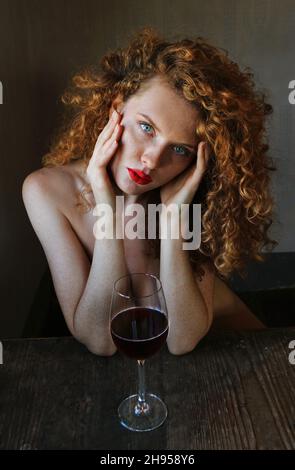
[22,27,277,355]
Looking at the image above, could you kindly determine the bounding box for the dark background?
[0,0,294,338]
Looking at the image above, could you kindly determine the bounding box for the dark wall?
[0,0,294,337]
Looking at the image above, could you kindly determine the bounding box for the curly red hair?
[42,26,277,280]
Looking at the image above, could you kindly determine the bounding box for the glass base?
[118,393,168,432]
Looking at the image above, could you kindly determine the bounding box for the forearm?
[73,209,128,355]
[160,227,210,355]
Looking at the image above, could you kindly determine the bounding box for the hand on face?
[86,108,123,201]
[107,77,205,200]
[160,141,210,206]
[107,111,210,205]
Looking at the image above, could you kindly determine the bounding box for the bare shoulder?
[209,267,266,329]
[192,260,262,330]
[192,260,239,318]
[22,162,92,337]
[22,162,80,214]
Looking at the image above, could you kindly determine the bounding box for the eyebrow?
[137,113,196,150]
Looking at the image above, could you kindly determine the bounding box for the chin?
[115,171,144,194]
[119,181,147,195]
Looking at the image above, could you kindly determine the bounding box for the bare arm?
[22,170,128,355]
[22,108,127,356]
[73,218,128,356]
[160,218,215,355]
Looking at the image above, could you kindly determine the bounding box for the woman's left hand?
[160,141,210,206]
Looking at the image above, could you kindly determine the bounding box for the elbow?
[167,320,211,356]
[168,346,192,356]
[88,345,118,357]
[84,341,118,357]
[73,330,117,357]
[72,314,117,357]
[167,341,199,356]
[167,333,203,355]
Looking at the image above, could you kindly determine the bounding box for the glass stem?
[137,359,146,403]
[135,359,150,415]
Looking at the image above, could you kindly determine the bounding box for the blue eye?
[174,146,191,157]
[139,121,192,157]
[139,122,153,134]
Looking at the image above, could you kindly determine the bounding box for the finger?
[98,123,123,167]
[96,138,119,168]
[204,142,210,163]
[196,142,208,171]
[104,124,120,147]
[103,122,123,148]
[96,111,121,147]
[187,142,207,186]
[93,120,120,161]
[98,113,120,145]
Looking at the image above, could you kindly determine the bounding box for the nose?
[140,147,164,172]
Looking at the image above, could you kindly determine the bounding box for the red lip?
[127,168,152,185]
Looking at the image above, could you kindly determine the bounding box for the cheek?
[123,126,146,164]
[124,124,143,148]
[158,166,182,186]
[167,158,193,177]
[158,159,192,185]
[108,126,140,171]
[179,157,195,174]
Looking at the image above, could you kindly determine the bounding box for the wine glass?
[110,272,169,432]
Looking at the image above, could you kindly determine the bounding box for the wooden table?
[0,328,295,450]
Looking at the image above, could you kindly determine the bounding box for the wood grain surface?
[0,328,294,450]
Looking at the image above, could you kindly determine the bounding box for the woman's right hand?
[86,109,123,204]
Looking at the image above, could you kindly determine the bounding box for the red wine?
[111,307,168,360]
